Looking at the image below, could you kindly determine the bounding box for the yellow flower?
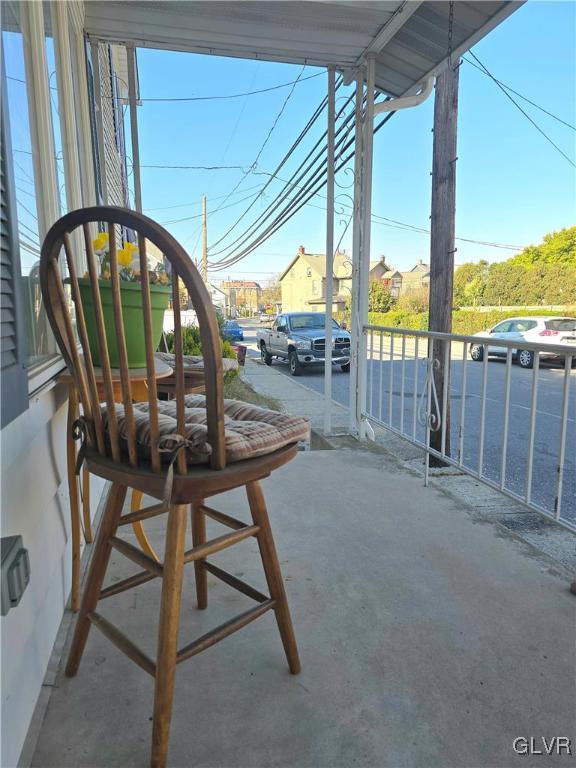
[92,232,109,252]
[117,247,133,268]
[124,241,138,254]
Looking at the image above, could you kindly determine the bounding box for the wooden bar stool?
[40,207,309,768]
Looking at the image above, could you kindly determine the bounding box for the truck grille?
[313,337,350,351]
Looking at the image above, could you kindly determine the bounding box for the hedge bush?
[366,308,575,336]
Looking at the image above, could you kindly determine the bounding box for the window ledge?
[28,355,67,398]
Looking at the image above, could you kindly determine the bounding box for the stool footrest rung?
[88,612,156,677]
[200,505,247,531]
[202,561,269,603]
[183,525,259,563]
[99,569,159,599]
[118,503,167,526]
[110,537,164,578]
[176,599,275,664]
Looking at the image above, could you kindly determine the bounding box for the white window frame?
[15,1,93,394]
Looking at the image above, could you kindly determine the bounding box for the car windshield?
[289,314,340,330]
[225,322,239,329]
[545,318,576,331]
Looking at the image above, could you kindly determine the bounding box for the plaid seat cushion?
[102,395,310,465]
[155,352,238,375]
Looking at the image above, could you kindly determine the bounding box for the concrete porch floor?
[31,446,575,768]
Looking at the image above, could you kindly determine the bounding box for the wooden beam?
[428,63,459,464]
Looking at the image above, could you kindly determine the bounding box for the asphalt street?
[239,319,576,523]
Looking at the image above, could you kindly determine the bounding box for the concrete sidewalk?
[31,446,575,767]
[243,356,351,433]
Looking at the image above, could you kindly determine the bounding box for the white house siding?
[0,385,105,767]
[98,42,128,208]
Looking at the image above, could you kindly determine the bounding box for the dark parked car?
[221,320,244,342]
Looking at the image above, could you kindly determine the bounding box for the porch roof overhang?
[84,0,524,97]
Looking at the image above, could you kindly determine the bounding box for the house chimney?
[298,245,305,255]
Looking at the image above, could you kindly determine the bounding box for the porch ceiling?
[84,0,524,97]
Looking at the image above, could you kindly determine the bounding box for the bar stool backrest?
[40,206,226,473]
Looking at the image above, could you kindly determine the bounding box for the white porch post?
[126,45,142,213]
[323,66,336,434]
[349,55,375,438]
[348,69,364,435]
[356,54,376,439]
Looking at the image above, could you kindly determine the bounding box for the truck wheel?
[261,344,273,366]
[289,351,302,376]
[341,363,350,372]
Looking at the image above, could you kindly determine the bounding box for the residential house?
[220,279,261,314]
[280,247,393,313]
[380,260,430,298]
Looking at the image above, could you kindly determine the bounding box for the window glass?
[491,321,512,333]
[545,319,576,331]
[513,320,537,332]
[43,3,66,215]
[2,2,54,368]
[289,314,340,330]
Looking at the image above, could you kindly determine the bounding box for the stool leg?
[66,483,127,677]
[246,481,301,675]
[82,464,93,543]
[191,501,207,609]
[151,504,187,768]
[66,386,82,612]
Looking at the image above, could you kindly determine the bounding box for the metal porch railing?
[362,325,575,532]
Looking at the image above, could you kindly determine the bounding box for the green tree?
[368,280,394,312]
[509,226,576,266]
[453,260,489,307]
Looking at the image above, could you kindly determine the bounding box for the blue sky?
[134,1,575,284]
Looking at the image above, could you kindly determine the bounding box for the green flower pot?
[77,279,171,368]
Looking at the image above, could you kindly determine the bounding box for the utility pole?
[202,194,208,283]
[428,63,459,464]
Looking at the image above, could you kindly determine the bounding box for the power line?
[462,56,575,131]
[208,78,338,252]
[101,70,323,102]
[208,64,308,222]
[209,107,396,271]
[208,86,359,261]
[468,51,575,169]
[144,183,266,212]
[158,188,264,225]
[141,163,246,171]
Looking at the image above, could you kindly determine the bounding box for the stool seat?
[85,442,299,504]
[102,395,310,466]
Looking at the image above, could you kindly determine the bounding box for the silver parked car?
[469,316,576,368]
